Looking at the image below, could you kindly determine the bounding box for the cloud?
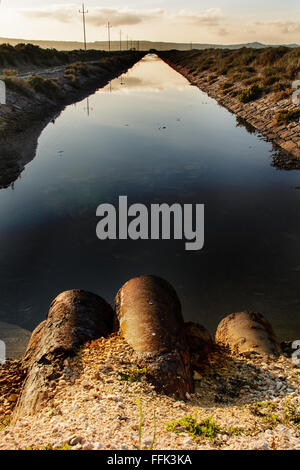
[217,28,229,37]
[88,8,164,27]
[254,21,300,34]
[20,4,77,23]
[20,4,165,27]
[175,8,224,27]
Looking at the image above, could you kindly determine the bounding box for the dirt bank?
[0,51,145,188]
[157,49,300,167]
[0,51,145,137]
[0,335,299,450]
[0,43,115,74]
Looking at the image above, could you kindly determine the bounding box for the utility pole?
[79,3,88,51]
[119,30,122,51]
[107,21,111,52]
[127,35,129,50]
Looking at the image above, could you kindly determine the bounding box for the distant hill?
[0,37,298,51]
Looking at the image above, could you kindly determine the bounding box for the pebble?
[0,334,299,451]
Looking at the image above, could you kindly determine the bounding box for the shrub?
[65,61,90,77]
[2,68,18,77]
[239,84,264,103]
[272,89,293,103]
[3,76,33,97]
[273,108,300,125]
[263,75,280,86]
[26,75,60,98]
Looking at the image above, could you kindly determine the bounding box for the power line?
[79,3,88,51]
[107,21,111,52]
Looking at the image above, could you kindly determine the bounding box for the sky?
[0,1,300,44]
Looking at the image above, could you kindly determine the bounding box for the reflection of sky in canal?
[101,55,189,93]
[0,55,300,351]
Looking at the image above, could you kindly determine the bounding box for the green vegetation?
[65,61,90,77]
[166,413,249,441]
[0,116,6,131]
[136,396,143,450]
[3,76,32,97]
[2,68,18,77]
[250,399,300,426]
[251,401,278,416]
[284,399,300,424]
[0,43,106,70]
[238,84,265,103]
[274,108,300,125]
[25,443,72,451]
[64,62,92,87]
[26,75,60,98]
[135,396,157,450]
[272,89,293,103]
[166,414,221,440]
[159,47,300,104]
[0,416,10,430]
[118,366,147,383]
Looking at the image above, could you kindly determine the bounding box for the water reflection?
[84,98,93,117]
[102,55,189,94]
[0,116,53,189]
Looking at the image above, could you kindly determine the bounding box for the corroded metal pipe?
[115,275,193,398]
[215,311,281,356]
[13,290,114,420]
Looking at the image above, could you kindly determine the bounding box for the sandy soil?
[0,334,299,450]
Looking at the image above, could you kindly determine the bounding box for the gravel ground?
[0,334,299,450]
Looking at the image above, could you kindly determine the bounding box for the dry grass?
[159,47,300,104]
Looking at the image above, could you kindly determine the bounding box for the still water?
[1,54,300,348]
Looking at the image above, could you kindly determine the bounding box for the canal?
[1,54,300,355]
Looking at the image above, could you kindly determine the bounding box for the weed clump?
[0,416,10,430]
[118,366,147,383]
[2,69,18,77]
[250,399,300,426]
[26,75,60,98]
[273,89,293,103]
[273,108,300,125]
[239,84,264,103]
[25,443,72,451]
[3,76,32,97]
[166,414,221,440]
